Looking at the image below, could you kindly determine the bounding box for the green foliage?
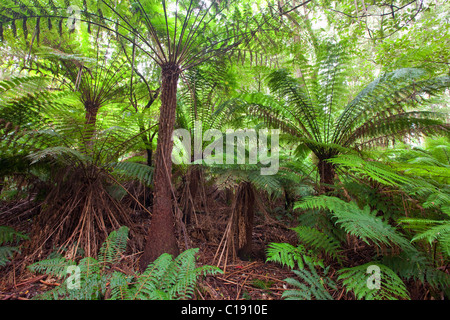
[28,226,222,300]
[122,249,222,300]
[291,225,343,263]
[0,226,28,267]
[400,218,450,258]
[329,154,412,187]
[282,262,337,300]
[112,161,154,187]
[295,195,414,252]
[233,44,450,165]
[337,262,410,300]
[266,242,323,270]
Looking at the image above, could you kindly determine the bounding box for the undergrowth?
[28,226,222,300]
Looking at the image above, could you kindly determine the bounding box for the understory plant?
[267,190,450,300]
[0,226,28,267]
[28,226,222,300]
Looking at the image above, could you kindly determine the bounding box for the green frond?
[29,227,222,300]
[372,248,450,296]
[0,246,20,267]
[400,218,450,257]
[132,248,222,300]
[109,271,134,300]
[0,226,28,267]
[345,111,449,149]
[98,226,129,267]
[0,76,49,101]
[112,161,154,186]
[337,262,410,300]
[0,226,28,244]
[282,262,336,300]
[291,225,343,262]
[266,242,323,270]
[28,257,76,278]
[27,146,90,166]
[329,154,412,187]
[295,195,414,251]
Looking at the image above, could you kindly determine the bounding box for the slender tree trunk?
[317,158,335,194]
[140,64,180,271]
[180,165,201,225]
[84,103,99,147]
[234,181,255,261]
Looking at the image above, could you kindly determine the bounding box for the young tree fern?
[0,73,153,259]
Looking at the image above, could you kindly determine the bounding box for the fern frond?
[109,271,133,300]
[132,248,222,300]
[112,161,154,186]
[0,246,20,267]
[328,154,412,187]
[282,262,336,300]
[291,225,343,262]
[337,262,410,300]
[295,196,414,251]
[98,226,129,267]
[27,146,90,166]
[0,226,28,267]
[0,226,28,244]
[399,218,450,257]
[28,257,76,278]
[266,242,323,270]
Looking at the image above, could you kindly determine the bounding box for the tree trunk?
[317,158,336,194]
[84,103,99,147]
[140,64,180,271]
[180,165,202,225]
[234,181,255,261]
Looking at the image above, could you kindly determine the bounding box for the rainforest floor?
[0,195,436,301]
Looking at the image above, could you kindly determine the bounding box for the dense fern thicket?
[0,0,449,301]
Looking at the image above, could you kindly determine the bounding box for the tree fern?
[223,41,450,191]
[337,262,410,300]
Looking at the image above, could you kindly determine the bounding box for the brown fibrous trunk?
[318,159,336,194]
[84,102,99,147]
[179,165,202,225]
[234,181,255,261]
[140,64,180,271]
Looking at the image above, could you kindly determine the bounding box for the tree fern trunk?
[180,165,201,225]
[318,159,335,194]
[84,103,99,147]
[140,64,180,271]
[235,181,255,261]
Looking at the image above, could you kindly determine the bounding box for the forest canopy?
[0,0,449,301]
